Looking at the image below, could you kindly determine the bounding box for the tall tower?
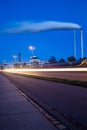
[18,52,21,63]
[80,29,84,59]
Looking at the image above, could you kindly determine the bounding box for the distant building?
[29,56,40,67]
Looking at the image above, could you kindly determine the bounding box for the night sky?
[0,0,87,63]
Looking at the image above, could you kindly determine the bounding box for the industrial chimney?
[18,52,21,63]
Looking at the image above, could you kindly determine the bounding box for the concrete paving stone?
[0,84,18,92]
[0,101,38,116]
[0,74,57,130]
[0,93,28,103]
[56,124,66,130]
[0,85,28,103]
[52,121,60,125]
[0,112,57,130]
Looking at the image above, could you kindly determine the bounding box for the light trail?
[2,67,87,74]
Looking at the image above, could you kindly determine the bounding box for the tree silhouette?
[59,58,65,63]
[48,56,57,63]
[67,56,76,62]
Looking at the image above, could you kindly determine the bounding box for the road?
[20,71,87,81]
[1,72,87,130]
[3,68,87,81]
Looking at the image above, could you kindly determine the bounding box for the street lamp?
[29,45,35,56]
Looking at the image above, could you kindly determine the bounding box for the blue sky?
[0,0,87,63]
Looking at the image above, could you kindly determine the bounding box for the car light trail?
[2,67,87,74]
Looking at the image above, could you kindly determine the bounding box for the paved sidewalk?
[0,74,57,130]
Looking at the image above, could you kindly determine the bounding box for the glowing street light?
[29,45,35,56]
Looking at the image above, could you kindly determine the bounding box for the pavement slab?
[0,73,57,130]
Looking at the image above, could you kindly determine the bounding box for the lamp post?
[29,45,35,56]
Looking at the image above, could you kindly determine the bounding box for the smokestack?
[18,52,21,63]
[74,30,76,58]
[80,29,84,59]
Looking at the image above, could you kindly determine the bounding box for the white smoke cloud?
[0,21,81,33]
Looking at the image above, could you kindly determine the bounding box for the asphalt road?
[22,71,87,81]
[1,72,87,129]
